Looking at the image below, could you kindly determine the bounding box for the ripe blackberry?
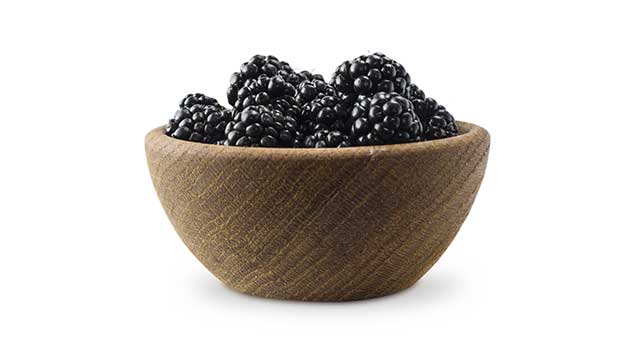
[301,129,352,148]
[406,83,426,101]
[223,105,297,147]
[407,84,458,140]
[422,107,458,140]
[350,92,422,146]
[299,95,349,134]
[330,52,411,97]
[180,93,224,110]
[295,80,338,106]
[165,94,232,144]
[411,96,439,119]
[227,55,298,106]
[231,74,303,124]
[233,75,298,110]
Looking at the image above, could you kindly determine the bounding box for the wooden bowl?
[145,122,490,301]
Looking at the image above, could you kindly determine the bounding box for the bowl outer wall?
[145,121,490,301]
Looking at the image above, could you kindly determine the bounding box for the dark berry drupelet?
[165,94,232,144]
[227,55,299,106]
[298,95,350,135]
[330,52,411,97]
[301,129,352,148]
[295,79,337,106]
[407,84,458,140]
[350,92,423,146]
[223,105,297,147]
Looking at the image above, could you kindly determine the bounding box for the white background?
[1,0,639,342]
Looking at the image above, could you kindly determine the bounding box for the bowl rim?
[146,121,488,160]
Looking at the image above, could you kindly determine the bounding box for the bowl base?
[222,278,419,302]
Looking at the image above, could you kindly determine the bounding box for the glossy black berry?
[422,107,458,140]
[165,94,232,144]
[223,105,298,147]
[227,55,298,106]
[350,92,422,146]
[407,84,458,141]
[180,93,225,110]
[330,52,411,97]
[298,95,350,136]
[406,83,426,101]
[233,74,299,113]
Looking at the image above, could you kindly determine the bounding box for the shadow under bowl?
[145,121,490,301]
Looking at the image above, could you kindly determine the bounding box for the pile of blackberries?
[165,53,458,148]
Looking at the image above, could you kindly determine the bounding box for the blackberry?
[223,105,297,147]
[407,84,438,122]
[299,95,349,135]
[165,94,232,144]
[227,55,298,106]
[233,75,298,111]
[407,84,458,140]
[411,96,439,119]
[295,79,338,106]
[350,92,422,146]
[330,52,411,97]
[180,93,224,110]
[422,107,458,140]
[406,83,426,101]
[301,129,352,148]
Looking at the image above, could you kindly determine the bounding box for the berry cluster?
[164,53,459,147]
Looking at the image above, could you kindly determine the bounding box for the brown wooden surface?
[145,122,490,301]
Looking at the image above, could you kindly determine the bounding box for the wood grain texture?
[145,121,490,301]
